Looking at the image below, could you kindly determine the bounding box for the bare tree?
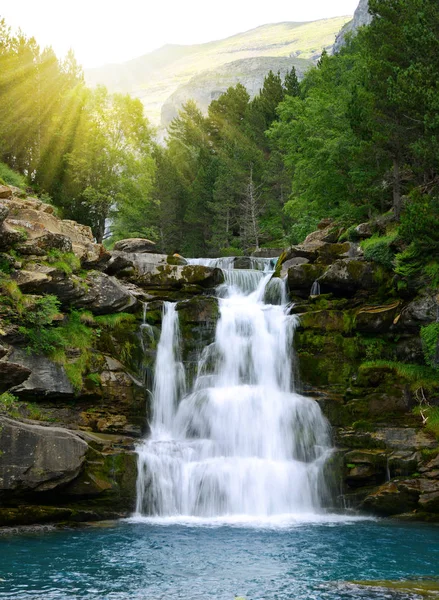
[241,164,262,251]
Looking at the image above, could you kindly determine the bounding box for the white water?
[135,260,332,520]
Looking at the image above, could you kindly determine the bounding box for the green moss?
[421,323,439,369]
[45,250,81,275]
[360,360,439,392]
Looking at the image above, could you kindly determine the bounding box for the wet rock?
[0,416,88,494]
[318,259,381,296]
[233,257,252,269]
[0,361,31,393]
[176,296,219,325]
[287,263,326,295]
[139,264,224,290]
[113,238,157,253]
[362,479,420,515]
[354,301,400,333]
[280,257,309,278]
[298,310,345,332]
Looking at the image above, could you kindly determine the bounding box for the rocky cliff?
[334,0,372,52]
[1,185,438,527]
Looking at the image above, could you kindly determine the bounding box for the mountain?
[333,0,372,52]
[85,17,351,126]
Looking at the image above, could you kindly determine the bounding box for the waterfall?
[136,260,332,520]
[310,280,321,296]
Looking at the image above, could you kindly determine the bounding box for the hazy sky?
[1,0,359,68]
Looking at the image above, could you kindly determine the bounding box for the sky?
[1,0,359,69]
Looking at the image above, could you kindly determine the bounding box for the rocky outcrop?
[0,417,88,494]
[334,0,373,53]
[113,238,157,253]
[0,361,31,394]
[8,350,75,400]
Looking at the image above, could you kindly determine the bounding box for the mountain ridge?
[84,17,351,125]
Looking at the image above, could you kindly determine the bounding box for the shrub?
[0,162,27,189]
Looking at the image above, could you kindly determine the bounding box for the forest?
[0,0,438,288]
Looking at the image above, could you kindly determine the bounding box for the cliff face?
[161,57,311,127]
[1,185,438,527]
[333,0,372,52]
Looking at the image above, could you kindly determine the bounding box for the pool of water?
[0,516,438,599]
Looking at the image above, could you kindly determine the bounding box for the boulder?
[0,361,31,393]
[318,259,381,295]
[280,257,309,278]
[9,349,75,400]
[176,296,219,325]
[298,310,346,332]
[139,264,224,290]
[0,222,26,250]
[113,238,157,253]
[0,185,12,199]
[355,222,373,239]
[233,257,252,270]
[14,267,137,314]
[399,292,439,330]
[362,479,420,515]
[0,416,88,494]
[287,263,326,296]
[73,271,138,314]
[2,197,102,263]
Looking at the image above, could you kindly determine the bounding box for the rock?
[9,349,75,400]
[104,252,136,276]
[354,301,400,333]
[233,257,252,269]
[399,292,439,329]
[167,253,188,266]
[17,232,73,256]
[318,259,381,295]
[0,361,31,393]
[298,310,346,332]
[176,296,219,324]
[334,0,372,52]
[0,203,9,225]
[0,223,26,250]
[14,267,137,314]
[280,257,309,277]
[139,264,224,291]
[287,263,326,295]
[419,480,439,513]
[113,238,157,253]
[73,271,138,315]
[251,248,283,258]
[0,185,12,199]
[362,479,420,515]
[355,222,373,239]
[2,197,102,263]
[0,416,88,494]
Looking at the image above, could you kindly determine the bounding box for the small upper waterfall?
[136,258,332,520]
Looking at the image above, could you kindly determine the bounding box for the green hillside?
[85,17,351,124]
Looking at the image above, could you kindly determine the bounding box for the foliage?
[0,162,26,188]
[420,324,439,370]
[361,360,439,392]
[361,234,396,270]
[45,249,81,275]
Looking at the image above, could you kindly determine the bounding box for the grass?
[361,360,439,391]
[0,162,27,189]
[45,250,81,276]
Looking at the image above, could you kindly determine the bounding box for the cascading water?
[135,259,332,520]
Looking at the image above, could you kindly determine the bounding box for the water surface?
[1,518,438,599]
